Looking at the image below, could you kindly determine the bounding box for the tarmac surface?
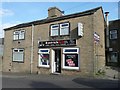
[1,72,120,89]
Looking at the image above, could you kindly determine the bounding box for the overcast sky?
[0,1,119,38]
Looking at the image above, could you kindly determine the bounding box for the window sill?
[37,65,50,68]
[13,39,25,41]
[12,61,24,63]
[60,35,70,36]
[50,35,70,37]
[50,35,59,37]
[62,66,79,70]
[110,38,117,40]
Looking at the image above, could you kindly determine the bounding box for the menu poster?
[40,54,49,65]
[65,54,78,67]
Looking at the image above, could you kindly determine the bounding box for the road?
[1,73,120,89]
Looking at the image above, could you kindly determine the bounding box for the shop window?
[13,48,24,62]
[38,49,50,67]
[50,24,59,36]
[60,23,69,35]
[110,30,117,39]
[109,52,118,63]
[13,30,25,40]
[63,48,79,70]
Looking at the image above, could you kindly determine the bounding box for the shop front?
[38,39,80,74]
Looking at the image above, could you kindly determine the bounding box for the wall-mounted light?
[78,22,84,37]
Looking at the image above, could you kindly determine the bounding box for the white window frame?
[110,30,117,39]
[63,48,79,70]
[12,48,24,62]
[13,30,25,40]
[60,23,69,35]
[13,31,19,40]
[50,24,59,36]
[19,30,25,40]
[38,49,50,68]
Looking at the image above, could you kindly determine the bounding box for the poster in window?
[65,54,78,67]
[40,54,49,65]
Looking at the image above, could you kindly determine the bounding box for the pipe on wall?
[105,12,109,48]
[30,24,34,74]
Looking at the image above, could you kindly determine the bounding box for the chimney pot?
[105,12,109,16]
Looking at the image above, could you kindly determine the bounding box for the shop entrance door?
[51,49,61,74]
[54,49,61,73]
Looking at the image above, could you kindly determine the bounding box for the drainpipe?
[30,24,34,74]
[105,12,109,48]
[105,12,109,66]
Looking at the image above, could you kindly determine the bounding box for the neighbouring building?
[3,6,105,77]
[0,38,4,72]
[105,19,120,67]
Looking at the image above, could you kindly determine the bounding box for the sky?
[0,1,119,38]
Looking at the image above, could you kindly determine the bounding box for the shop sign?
[38,39,76,47]
[94,32,100,44]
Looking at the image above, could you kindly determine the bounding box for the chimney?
[48,7,63,18]
[105,12,109,27]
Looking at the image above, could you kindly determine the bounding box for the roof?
[109,19,120,25]
[109,19,120,23]
[109,19,120,29]
[4,6,102,31]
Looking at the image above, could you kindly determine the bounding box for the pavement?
[1,72,120,89]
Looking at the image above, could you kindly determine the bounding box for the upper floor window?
[13,30,25,40]
[110,30,117,39]
[60,23,69,35]
[50,22,70,37]
[50,24,59,36]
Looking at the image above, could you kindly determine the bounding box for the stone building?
[3,6,105,76]
[0,38,4,72]
[105,19,120,67]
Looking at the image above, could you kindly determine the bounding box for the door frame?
[51,48,61,74]
[51,49,55,73]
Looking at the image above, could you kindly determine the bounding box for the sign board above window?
[38,49,50,53]
[38,39,76,48]
[63,48,79,53]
